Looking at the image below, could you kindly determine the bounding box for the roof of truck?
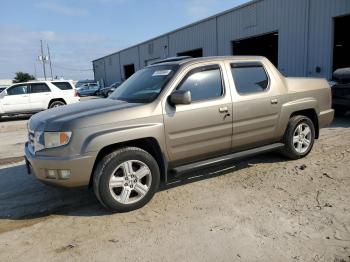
[148,55,268,67]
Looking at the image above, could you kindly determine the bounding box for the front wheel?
[93,147,160,212]
[281,115,315,160]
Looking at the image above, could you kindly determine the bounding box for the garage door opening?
[177,48,203,58]
[232,32,279,67]
[124,64,135,79]
[333,15,350,73]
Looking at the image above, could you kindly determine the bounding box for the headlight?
[33,131,72,152]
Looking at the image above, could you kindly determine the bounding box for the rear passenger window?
[178,65,223,102]
[231,64,269,94]
[52,82,72,90]
[30,83,51,93]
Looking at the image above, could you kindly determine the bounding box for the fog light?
[46,169,58,179]
[58,170,71,180]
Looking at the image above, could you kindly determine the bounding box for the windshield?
[110,65,179,103]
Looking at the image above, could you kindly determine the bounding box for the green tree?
[13,72,36,83]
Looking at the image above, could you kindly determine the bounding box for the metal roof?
[92,0,260,62]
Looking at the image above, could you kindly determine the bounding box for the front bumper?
[25,142,96,188]
[319,109,335,128]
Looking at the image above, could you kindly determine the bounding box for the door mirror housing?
[169,90,192,106]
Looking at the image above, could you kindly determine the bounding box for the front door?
[2,84,31,113]
[163,63,233,166]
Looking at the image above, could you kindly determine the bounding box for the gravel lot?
[0,115,349,262]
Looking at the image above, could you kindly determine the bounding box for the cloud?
[35,1,89,16]
[0,25,124,80]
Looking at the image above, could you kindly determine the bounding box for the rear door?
[2,84,31,113]
[28,83,52,111]
[226,61,282,150]
[163,63,233,166]
[89,83,99,94]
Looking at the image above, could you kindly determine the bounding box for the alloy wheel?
[293,123,312,154]
[108,160,152,205]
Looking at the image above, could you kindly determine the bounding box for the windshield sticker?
[152,70,172,76]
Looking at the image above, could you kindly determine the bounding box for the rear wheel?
[93,147,160,212]
[282,115,315,160]
[49,101,65,109]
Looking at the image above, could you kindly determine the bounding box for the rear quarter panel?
[276,77,332,138]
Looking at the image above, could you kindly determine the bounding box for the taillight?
[74,90,79,97]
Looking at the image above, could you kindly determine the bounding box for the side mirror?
[169,90,191,106]
[0,90,7,97]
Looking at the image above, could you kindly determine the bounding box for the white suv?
[0,81,80,117]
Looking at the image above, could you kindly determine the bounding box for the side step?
[172,143,285,176]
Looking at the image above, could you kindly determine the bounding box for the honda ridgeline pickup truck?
[25,56,334,212]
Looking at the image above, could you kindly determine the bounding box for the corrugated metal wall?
[139,36,168,67]
[217,0,309,77]
[93,58,106,86]
[168,18,217,57]
[307,0,350,79]
[93,0,350,85]
[104,53,121,86]
[119,46,140,81]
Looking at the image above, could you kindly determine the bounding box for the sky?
[0,0,247,80]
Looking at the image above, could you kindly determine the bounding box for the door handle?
[219,107,229,113]
[271,98,278,104]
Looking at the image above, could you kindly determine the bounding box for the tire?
[281,115,315,160]
[93,147,160,212]
[49,101,65,109]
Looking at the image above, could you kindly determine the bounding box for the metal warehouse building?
[93,0,350,87]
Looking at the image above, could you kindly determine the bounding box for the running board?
[172,143,284,176]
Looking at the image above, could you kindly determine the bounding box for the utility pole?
[47,44,53,80]
[34,62,37,79]
[40,40,47,80]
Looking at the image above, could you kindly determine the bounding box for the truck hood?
[28,98,142,131]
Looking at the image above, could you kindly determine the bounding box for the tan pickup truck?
[25,56,334,212]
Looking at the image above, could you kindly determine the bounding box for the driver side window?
[177,65,223,102]
[7,85,28,96]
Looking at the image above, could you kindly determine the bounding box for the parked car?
[75,80,97,88]
[98,82,122,97]
[329,67,350,116]
[0,81,79,118]
[25,56,334,212]
[76,83,101,96]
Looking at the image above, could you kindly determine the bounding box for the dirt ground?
[0,116,349,262]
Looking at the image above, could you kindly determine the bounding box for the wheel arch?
[89,137,167,188]
[48,98,66,108]
[290,109,319,139]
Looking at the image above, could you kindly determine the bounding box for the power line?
[52,64,93,71]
